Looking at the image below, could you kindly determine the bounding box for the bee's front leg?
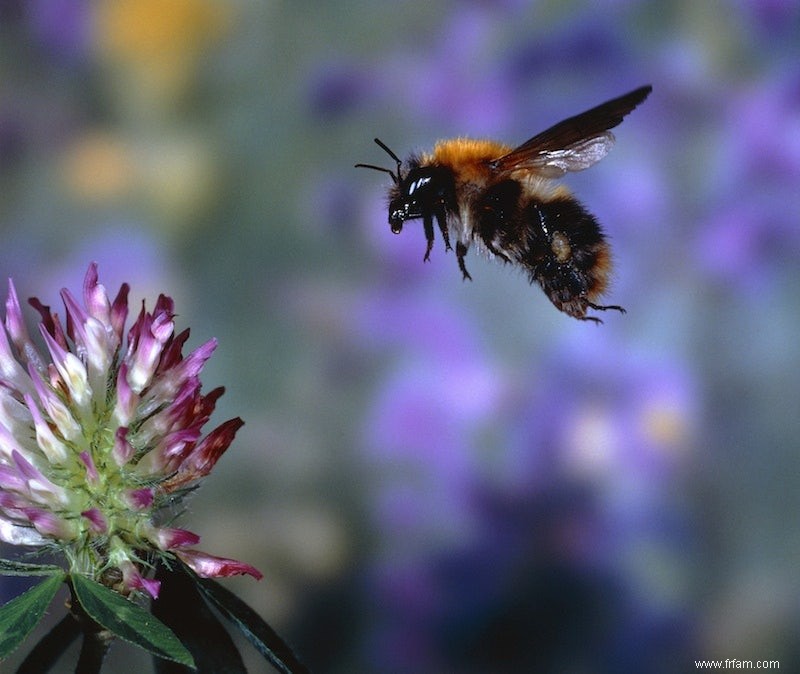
[423,213,435,261]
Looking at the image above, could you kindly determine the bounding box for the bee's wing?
[490,85,652,179]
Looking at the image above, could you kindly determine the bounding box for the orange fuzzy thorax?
[427,138,511,183]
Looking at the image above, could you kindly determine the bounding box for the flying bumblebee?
[356,85,652,323]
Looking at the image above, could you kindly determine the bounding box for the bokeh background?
[2,1,799,672]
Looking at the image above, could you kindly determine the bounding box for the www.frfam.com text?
[695,660,779,670]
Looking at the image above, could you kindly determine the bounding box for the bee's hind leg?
[578,301,626,324]
[587,301,626,315]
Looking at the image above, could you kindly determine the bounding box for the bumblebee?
[356,85,652,322]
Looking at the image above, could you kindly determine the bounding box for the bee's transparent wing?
[490,85,652,179]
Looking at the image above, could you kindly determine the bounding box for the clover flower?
[0,263,260,599]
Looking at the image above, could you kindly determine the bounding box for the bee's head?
[357,139,455,235]
[388,167,443,234]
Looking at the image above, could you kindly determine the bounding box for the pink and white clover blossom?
[0,264,260,597]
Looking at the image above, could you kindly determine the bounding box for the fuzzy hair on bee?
[356,85,652,323]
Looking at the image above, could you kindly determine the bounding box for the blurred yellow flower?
[640,398,690,450]
[95,0,231,104]
[97,0,228,61]
[61,132,136,202]
[60,129,219,231]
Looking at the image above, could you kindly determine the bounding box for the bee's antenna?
[373,138,402,167]
[354,138,404,185]
[354,162,398,184]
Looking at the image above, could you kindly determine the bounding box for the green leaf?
[152,564,246,674]
[191,571,309,674]
[0,573,65,660]
[70,574,195,669]
[0,558,64,577]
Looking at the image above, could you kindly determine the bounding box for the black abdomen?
[476,181,614,320]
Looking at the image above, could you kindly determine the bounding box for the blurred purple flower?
[29,0,91,61]
[734,0,800,36]
[359,328,698,672]
[697,203,789,289]
[729,79,800,181]
[505,14,630,85]
[696,76,800,284]
[307,6,518,135]
[503,334,697,493]
[358,290,505,549]
[307,62,376,118]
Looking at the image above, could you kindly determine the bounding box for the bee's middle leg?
[456,241,472,281]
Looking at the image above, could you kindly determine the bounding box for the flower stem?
[15,614,81,673]
[67,578,114,674]
[75,628,113,674]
